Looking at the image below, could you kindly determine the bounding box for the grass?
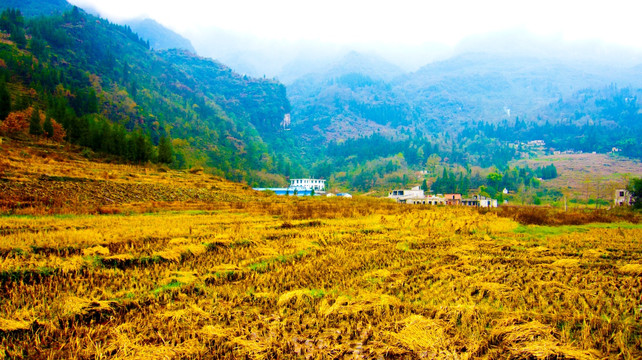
[514,222,642,240]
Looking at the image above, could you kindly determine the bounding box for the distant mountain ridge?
[124,18,196,53]
[3,0,197,54]
[289,50,642,141]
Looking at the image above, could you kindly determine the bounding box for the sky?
[67,0,642,49]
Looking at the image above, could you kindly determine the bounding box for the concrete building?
[289,178,326,191]
[462,195,498,208]
[388,186,425,203]
[425,195,446,205]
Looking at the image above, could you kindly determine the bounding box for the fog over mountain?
[124,18,196,53]
[183,26,642,85]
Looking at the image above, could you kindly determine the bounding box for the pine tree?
[157,135,174,164]
[29,108,43,136]
[43,115,54,138]
[0,80,10,121]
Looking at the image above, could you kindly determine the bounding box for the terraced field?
[1,202,641,359]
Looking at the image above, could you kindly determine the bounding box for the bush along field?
[1,197,641,359]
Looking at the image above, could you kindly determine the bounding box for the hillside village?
[388,186,499,207]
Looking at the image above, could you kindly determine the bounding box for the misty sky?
[68,0,642,49]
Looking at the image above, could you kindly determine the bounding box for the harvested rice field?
[1,200,641,359]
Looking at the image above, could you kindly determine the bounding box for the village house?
[444,194,462,205]
[462,195,498,208]
[614,189,632,206]
[425,195,446,205]
[389,187,500,207]
[388,186,425,203]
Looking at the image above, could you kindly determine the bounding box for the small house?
[614,189,632,206]
[462,195,498,208]
[444,194,462,205]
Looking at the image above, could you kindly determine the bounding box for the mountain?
[124,18,196,53]
[289,51,642,140]
[398,53,635,129]
[0,5,293,185]
[2,1,196,53]
[325,51,405,82]
[0,0,71,17]
[288,51,413,142]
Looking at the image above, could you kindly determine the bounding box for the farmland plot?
[1,202,641,359]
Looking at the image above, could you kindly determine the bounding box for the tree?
[43,115,54,138]
[157,135,174,164]
[29,108,43,136]
[0,80,10,120]
[0,108,29,135]
[421,179,429,192]
[425,154,441,175]
[49,118,66,142]
[628,178,642,209]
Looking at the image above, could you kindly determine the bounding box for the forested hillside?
[468,85,642,159]
[0,5,293,185]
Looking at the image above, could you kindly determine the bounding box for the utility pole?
[595,177,601,209]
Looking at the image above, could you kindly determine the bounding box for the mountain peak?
[124,18,196,53]
[328,51,404,82]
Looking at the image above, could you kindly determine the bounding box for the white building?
[479,198,499,208]
[289,178,326,191]
[462,195,498,208]
[423,195,446,205]
[388,186,425,203]
[614,189,632,206]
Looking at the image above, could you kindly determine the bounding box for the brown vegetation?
[0,107,66,141]
[492,206,641,226]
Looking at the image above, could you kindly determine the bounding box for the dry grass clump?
[277,289,315,308]
[55,296,116,319]
[617,263,642,275]
[82,245,110,256]
[319,293,400,317]
[0,318,32,333]
[385,315,458,355]
[479,320,601,360]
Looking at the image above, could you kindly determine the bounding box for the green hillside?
[0,5,292,185]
